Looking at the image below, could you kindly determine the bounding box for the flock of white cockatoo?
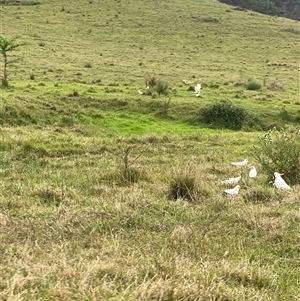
[222,159,292,196]
[137,80,294,196]
[182,79,201,97]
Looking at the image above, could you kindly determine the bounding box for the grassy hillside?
[1,0,300,129]
[0,0,300,300]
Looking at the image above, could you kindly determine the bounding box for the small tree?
[0,35,27,87]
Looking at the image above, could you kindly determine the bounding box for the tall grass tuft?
[145,73,158,88]
[168,167,197,202]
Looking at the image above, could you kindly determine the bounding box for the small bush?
[199,101,248,130]
[252,125,300,185]
[246,80,262,91]
[153,80,169,96]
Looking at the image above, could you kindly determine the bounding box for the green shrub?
[153,80,169,96]
[199,101,248,130]
[252,125,300,185]
[246,79,262,90]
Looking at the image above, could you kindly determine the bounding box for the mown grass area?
[0,0,300,300]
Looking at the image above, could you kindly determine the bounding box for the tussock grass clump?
[252,125,300,185]
[169,174,196,201]
[199,101,249,130]
[168,167,197,202]
[246,79,262,91]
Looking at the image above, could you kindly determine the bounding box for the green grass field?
[0,0,300,300]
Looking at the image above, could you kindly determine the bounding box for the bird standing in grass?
[224,185,240,196]
[231,158,248,167]
[249,166,257,178]
[273,172,292,190]
[221,176,241,185]
[194,83,201,97]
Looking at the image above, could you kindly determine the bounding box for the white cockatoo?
[231,159,248,167]
[221,176,241,185]
[273,172,292,190]
[194,83,201,97]
[224,185,240,196]
[249,166,257,178]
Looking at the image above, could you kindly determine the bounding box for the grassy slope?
[0,0,300,300]
[1,0,300,129]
